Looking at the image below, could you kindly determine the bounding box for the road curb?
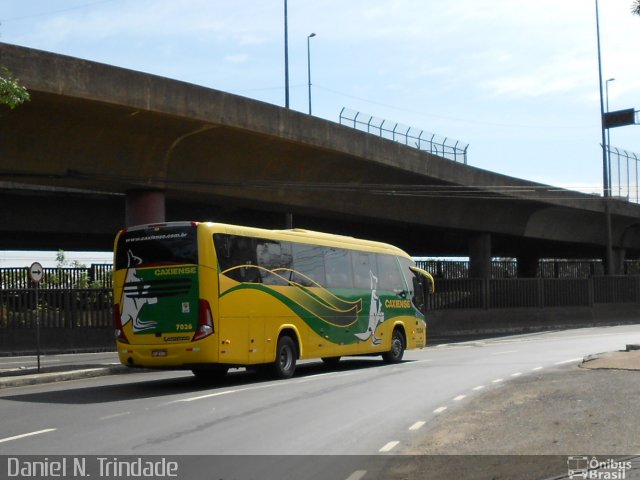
[0,365,132,389]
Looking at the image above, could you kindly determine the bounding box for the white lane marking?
[345,470,367,480]
[511,372,523,377]
[171,389,244,403]
[490,350,519,355]
[555,357,583,365]
[379,441,400,452]
[453,395,466,402]
[492,378,503,383]
[473,385,485,391]
[433,406,447,414]
[99,412,132,421]
[532,366,544,371]
[0,428,57,444]
[409,421,426,431]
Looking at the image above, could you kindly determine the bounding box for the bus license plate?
[152,350,167,357]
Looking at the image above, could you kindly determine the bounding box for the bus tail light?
[113,304,130,344]
[192,299,214,342]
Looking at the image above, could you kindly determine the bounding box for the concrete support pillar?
[468,233,491,279]
[613,248,626,275]
[125,190,165,226]
[517,253,539,278]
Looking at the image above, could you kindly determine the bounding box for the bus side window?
[352,252,377,289]
[292,244,326,287]
[213,234,261,283]
[257,240,293,286]
[377,254,404,292]
[325,248,354,289]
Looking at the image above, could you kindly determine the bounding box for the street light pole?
[307,32,316,115]
[595,0,614,275]
[284,0,290,109]
[284,0,293,229]
[595,0,608,198]
[606,77,615,194]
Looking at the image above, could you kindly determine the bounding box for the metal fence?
[609,146,640,203]
[415,259,622,279]
[1,276,638,332]
[0,264,112,289]
[339,108,469,164]
[427,276,640,310]
[0,288,112,329]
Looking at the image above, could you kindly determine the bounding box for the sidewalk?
[0,351,128,389]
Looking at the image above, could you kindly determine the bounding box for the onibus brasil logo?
[568,456,633,479]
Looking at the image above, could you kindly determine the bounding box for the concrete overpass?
[1,43,640,276]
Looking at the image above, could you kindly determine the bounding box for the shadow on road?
[0,357,407,405]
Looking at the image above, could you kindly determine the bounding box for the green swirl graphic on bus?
[220,265,391,345]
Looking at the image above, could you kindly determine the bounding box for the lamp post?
[595,0,614,275]
[606,77,615,194]
[284,0,293,229]
[307,32,316,115]
[595,0,608,198]
[284,0,290,109]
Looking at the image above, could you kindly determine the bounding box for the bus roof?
[205,222,410,257]
[123,221,410,258]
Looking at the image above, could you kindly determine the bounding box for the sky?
[0,0,639,265]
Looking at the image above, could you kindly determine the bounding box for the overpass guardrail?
[339,108,469,164]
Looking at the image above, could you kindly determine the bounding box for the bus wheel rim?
[280,345,292,370]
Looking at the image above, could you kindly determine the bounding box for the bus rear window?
[115,225,198,269]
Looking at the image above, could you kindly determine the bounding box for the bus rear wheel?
[382,328,405,363]
[272,335,297,379]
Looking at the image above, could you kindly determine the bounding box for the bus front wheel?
[382,328,405,363]
[272,335,297,379]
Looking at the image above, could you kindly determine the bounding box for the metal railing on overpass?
[609,145,640,203]
[339,108,469,164]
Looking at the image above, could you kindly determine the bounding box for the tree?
[634,0,640,16]
[0,67,30,109]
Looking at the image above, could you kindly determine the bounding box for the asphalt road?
[1,325,639,479]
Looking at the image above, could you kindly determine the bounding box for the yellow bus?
[113,222,433,379]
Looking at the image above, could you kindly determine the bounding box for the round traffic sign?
[29,262,44,284]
